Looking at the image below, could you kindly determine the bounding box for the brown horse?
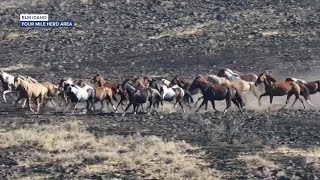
[94,86,117,112]
[189,75,244,113]
[255,73,308,109]
[91,75,127,111]
[168,76,196,104]
[217,68,258,82]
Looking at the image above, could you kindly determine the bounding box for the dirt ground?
[1,0,320,179]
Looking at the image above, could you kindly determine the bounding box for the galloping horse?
[255,73,309,109]
[286,77,320,95]
[217,68,258,82]
[208,75,259,98]
[168,76,195,104]
[91,74,127,111]
[189,75,244,113]
[63,80,96,114]
[131,78,161,111]
[14,75,49,114]
[149,79,188,113]
[120,81,158,115]
[0,70,16,102]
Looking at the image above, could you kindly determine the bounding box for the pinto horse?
[63,80,96,114]
[217,68,258,83]
[0,70,17,103]
[255,73,309,109]
[189,75,244,113]
[286,77,320,95]
[168,76,195,104]
[149,79,188,113]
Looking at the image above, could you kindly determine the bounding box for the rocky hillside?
[0,0,320,79]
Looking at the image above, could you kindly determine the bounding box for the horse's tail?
[184,90,194,104]
[290,82,302,96]
[230,87,245,107]
[297,83,310,101]
[112,91,117,102]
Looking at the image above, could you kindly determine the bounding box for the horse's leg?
[133,104,137,114]
[100,100,104,111]
[269,95,274,104]
[195,99,207,112]
[3,90,12,103]
[178,101,186,113]
[283,93,293,109]
[109,99,116,112]
[258,93,269,106]
[35,96,42,114]
[15,95,23,107]
[22,99,27,108]
[210,100,218,112]
[223,96,232,114]
[28,96,35,113]
[231,98,243,114]
[91,99,96,111]
[194,96,203,107]
[123,102,132,115]
[49,99,57,110]
[71,102,79,114]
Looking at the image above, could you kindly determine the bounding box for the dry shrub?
[0,121,224,179]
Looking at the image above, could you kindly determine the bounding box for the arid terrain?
[0,0,320,179]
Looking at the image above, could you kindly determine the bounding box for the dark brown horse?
[91,75,127,111]
[255,73,309,109]
[189,75,244,113]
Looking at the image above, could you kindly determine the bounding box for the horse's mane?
[195,75,213,86]
[264,74,277,82]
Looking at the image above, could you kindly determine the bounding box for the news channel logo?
[20,14,75,28]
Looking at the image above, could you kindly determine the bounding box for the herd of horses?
[0,68,319,115]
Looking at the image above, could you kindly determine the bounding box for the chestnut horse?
[255,73,309,109]
[79,79,117,112]
[91,75,127,111]
[189,75,244,113]
[217,68,258,82]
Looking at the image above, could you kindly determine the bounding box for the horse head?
[169,76,183,87]
[189,76,205,92]
[255,73,276,86]
[91,74,101,84]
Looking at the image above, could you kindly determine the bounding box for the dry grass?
[238,146,320,173]
[0,121,224,179]
[237,154,279,170]
[267,146,320,169]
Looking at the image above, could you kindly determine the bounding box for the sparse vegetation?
[0,121,223,179]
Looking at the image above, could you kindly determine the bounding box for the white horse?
[63,80,96,114]
[0,70,16,102]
